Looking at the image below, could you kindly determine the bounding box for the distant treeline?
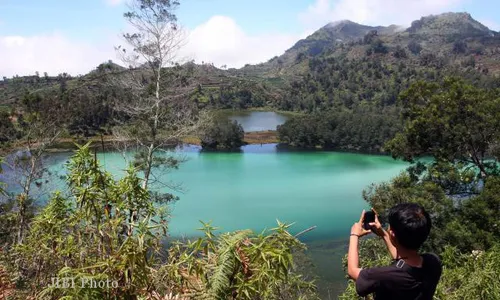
[277,107,401,153]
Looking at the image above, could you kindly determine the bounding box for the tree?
[407,40,422,55]
[453,40,467,54]
[200,119,244,150]
[277,115,319,148]
[393,45,408,59]
[112,0,209,237]
[277,109,401,152]
[368,39,388,55]
[385,78,500,179]
[0,111,17,145]
[2,92,63,245]
[363,30,378,44]
[113,0,208,187]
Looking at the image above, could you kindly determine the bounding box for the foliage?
[0,94,63,245]
[200,119,245,150]
[155,221,318,300]
[113,0,206,193]
[1,9,500,300]
[283,56,455,112]
[4,145,317,299]
[366,39,388,55]
[445,176,500,251]
[434,245,500,299]
[0,110,18,146]
[363,164,499,253]
[407,40,422,55]
[278,107,401,152]
[14,143,168,298]
[362,169,453,253]
[385,77,500,178]
[3,14,500,126]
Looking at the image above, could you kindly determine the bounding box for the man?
[347,203,442,299]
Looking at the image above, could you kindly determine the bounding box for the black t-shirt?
[356,253,442,300]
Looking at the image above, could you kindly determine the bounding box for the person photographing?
[347,203,442,300]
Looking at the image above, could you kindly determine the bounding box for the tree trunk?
[17,156,37,244]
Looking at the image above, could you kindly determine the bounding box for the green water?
[67,145,407,240]
[5,143,410,298]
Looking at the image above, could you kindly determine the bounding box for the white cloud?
[299,0,464,29]
[0,32,118,78]
[0,16,304,77]
[180,16,304,68]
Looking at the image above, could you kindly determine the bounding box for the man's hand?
[348,210,371,280]
[369,208,385,237]
[369,208,398,259]
[351,210,372,237]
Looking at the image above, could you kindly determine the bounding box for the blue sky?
[1,0,500,77]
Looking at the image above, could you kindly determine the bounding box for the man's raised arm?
[370,209,397,259]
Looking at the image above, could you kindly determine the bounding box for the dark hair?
[388,203,431,250]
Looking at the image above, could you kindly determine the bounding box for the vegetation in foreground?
[0,144,318,299]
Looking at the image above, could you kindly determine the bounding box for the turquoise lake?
[11,143,409,298]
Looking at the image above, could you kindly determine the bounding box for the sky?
[1,0,500,77]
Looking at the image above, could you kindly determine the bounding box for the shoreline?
[0,131,281,155]
[2,132,398,158]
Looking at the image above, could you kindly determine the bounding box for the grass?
[244,131,279,144]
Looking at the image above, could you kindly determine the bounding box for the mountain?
[209,12,500,112]
[290,20,398,55]
[237,12,499,80]
[238,20,401,77]
[277,21,399,67]
[407,12,494,37]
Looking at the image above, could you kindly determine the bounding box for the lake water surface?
[224,111,290,132]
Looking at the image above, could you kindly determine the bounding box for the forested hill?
[239,12,500,111]
[2,12,500,117]
[242,12,498,77]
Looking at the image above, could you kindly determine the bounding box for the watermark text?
[48,277,118,289]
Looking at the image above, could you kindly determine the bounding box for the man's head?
[387,203,431,250]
